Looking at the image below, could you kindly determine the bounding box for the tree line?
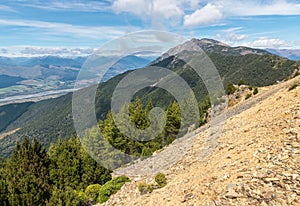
[0,96,211,205]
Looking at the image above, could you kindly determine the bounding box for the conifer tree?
[0,159,9,206]
[164,101,181,145]
[199,96,211,125]
[180,91,199,133]
[48,137,111,190]
[5,138,51,206]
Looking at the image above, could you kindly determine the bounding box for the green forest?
[0,96,211,205]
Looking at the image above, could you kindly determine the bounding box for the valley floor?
[101,76,300,205]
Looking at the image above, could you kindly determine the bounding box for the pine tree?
[102,111,120,145]
[180,91,199,133]
[46,186,87,206]
[145,98,153,113]
[130,97,150,130]
[5,138,51,206]
[48,137,111,191]
[164,101,181,145]
[48,137,82,190]
[80,147,111,186]
[0,159,9,206]
[199,96,211,125]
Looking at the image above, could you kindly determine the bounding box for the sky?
[0,0,300,56]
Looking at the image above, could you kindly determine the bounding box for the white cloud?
[113,0,184,18]
[153,0,184,19]
[0,19,136,40]
[0,46,96,57]
[184,3,223,26]
[15,0,111,12]
[216,27,248,45]
[112,0,185,26]
[294,40,300,46]
[112,0,151,16]
[182,0,300,27]
[1,48,8,54]
[20,47,95,56]
[221,0,300,16]
[245,37,291,48]
[0,5,17,12]
[187,0,201,10]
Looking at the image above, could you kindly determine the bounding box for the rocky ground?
[101,76,300,206]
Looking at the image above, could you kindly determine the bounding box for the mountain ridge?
[101,74,300,206]
[0,38,299,157]
[157,38,270,62]
[266,48,300,61]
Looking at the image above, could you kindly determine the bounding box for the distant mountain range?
[266,48,300,61]
[0,55,154,99]
[0,38,299,157]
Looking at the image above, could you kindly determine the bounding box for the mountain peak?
[197,38,229,47]
[157,38,270,62]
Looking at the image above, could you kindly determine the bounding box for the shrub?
[245,93,252,100]
[138,173,167,195]
[46,186,88,206]
[155,173,167,188]
[253,88,259,95]
[141,147,152,159]
[138,182,153,195]
[85,184,101,203]
[238,79,246,86]
[248,86,253,91]
[226,83,237,95]
[97,176,130,203]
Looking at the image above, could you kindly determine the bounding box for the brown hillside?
[101,76,300,206]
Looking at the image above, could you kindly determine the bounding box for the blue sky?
[0,0,300,56]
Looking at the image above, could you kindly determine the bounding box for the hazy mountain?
[266,48,300,61]
[0,55,153,99]
[0,38,299,157]
[0,56,86,67]
[158,38,269,62]
[0,75,25,88]
[102,55,154,81]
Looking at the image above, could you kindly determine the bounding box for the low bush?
[97,176,130,203]
[85,184,101,203]
[238,79,246,86]
[245,93,252,100]
[138,182,154,195]
[155,173,167,188]
[138,173,167,195]
[226,83,237,95]
[253,88,259,95]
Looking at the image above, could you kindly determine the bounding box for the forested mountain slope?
[102,73,300,206]
[0,38,299,157]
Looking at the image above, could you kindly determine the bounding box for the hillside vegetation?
[0,38,299,157]
[0,137,113,206]
[101,74,300,206]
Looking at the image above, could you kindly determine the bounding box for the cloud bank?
[112,0,300,27]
